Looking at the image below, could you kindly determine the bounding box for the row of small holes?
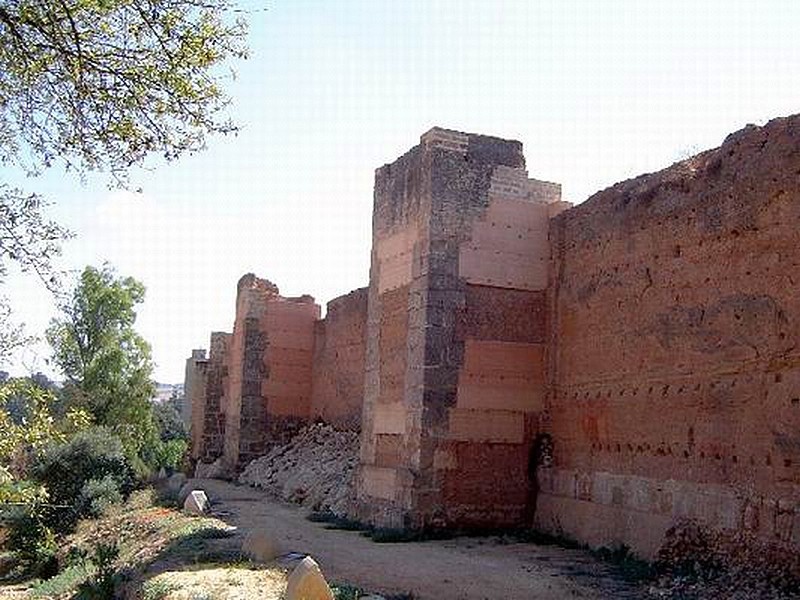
[589,443,793,468]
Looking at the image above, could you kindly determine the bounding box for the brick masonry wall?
[432,161,565,528]
[182,349,206,430]
[357,139,430,527]
[310,287,368,430]
[186,354,208,461]
[191,332,229,463]
[358,127,567,530]
[540,115,800,557]
[222,274,320,471]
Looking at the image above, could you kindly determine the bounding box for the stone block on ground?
[184,490,209,515]
[285,556,335,600]
[242,529,278,563]
[178,481,206,505]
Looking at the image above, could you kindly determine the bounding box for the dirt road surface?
[196,479,646,600]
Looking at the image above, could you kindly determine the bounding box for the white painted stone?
[242,529,278,563]
[183,490,209,515]
[178,482,201,504]
[285,556,334,600]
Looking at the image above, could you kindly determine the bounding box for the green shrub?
[153,439,188,471]
[30,563,91,598]
[3,505,59,577]
[74,542,119,600]
[32,427,135,528]
[78,476,123,519]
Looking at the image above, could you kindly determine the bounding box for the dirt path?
[196,479,646,600]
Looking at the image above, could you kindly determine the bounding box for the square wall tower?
[357,127,568,529]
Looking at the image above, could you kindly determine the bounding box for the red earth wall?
[222,274,319,470]
[310,287,368,430]
[538,115,800,557]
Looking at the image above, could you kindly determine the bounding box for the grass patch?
[331,582,364,599]
[307,510,367,532]
[512,528,585,549]
[141,577,180,600]
[306,510,335,523]
[366,528,422,543]
[29,563,92,598]
[4,488,240,599]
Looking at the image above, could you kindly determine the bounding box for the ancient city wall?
[357,127,569,529]
[185,117,799,562]
[222,274,320,470]
[538,115,800,557]
[182,349,206,429]
[310,287,368,430]
[189,332,230,463]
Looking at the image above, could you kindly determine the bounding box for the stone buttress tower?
[357,127,569,530]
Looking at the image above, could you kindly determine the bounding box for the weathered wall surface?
[539,115,800,557]
[434,157,565,528]
[223,274,320,470]
[310,287,368,430]
[184,349,206,440]
[357,138,430,527]
[357,127,567,530]
[191,333,229,463]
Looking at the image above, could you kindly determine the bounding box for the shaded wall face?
[192,332,229,463]
[310,288,369,430]
[182,350,206,428]
[359,127,564,529]
[186,357,207,461]
[540,116,800,557]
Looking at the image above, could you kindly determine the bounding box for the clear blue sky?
[4,0,800,382]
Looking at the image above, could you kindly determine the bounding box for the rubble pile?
[239,423,359,517]
[648,521,800,599]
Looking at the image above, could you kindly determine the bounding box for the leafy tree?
[0,0,248,178]
[0,377,90,503]
[152,398,187,442]
[0,0,249,359]
[46,265,156,456]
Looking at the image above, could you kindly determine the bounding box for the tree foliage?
[0,185,69,363]
[152,397,187,442]
[0,377,91,503]
[0,0,248,178]
[0,0,248,363]
[47,265,156,455]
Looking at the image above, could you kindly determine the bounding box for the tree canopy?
[0,0,248,361]
[46,265,156,455]
[0,0,248,177]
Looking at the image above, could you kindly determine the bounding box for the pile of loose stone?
[239,422,360,517]
[647,521,800,599]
